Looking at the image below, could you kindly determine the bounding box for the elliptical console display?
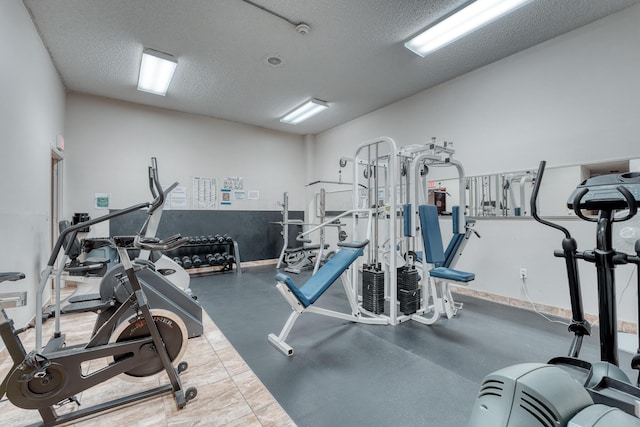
[568,172,640,211]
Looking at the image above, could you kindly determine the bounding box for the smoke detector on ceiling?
[295,23,310,35]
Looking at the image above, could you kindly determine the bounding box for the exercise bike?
[38,159,203,352]
[468,161,640,426]
[50,163,191,317]
[0,179,198,426]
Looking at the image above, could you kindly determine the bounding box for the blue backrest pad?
[451,206,459,235]
[403,204,412,237]
[418,205,445,267]
[276,244,365,307]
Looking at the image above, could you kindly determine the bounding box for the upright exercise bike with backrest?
[468,160,640,426]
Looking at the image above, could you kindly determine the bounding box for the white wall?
[312,5,640,323]
[64,94,306,237]
[0,0,66,329]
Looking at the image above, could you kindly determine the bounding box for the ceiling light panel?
[405,0,532,57]
[280,99,329,125]
[137,48,178,96]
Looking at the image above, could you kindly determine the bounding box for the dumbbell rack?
[166,235,242,276]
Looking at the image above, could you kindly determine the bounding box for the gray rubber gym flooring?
[191,266,636,427]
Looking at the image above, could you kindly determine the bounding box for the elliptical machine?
[52,166,191,316]
[468,161,640,426]
[39,159,203,348]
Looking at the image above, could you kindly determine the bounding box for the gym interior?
[2,1,640,426]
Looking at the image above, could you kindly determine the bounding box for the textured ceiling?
[24,0,640,135]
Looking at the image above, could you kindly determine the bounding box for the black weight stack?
[397,265,420,315]
[362,264,385,314]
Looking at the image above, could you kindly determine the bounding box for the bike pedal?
[54,395,81,408]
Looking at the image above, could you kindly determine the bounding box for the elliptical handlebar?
[48,158,169,268]
[531,160,571,239]
[147,157,165,214]
[48,202,150,268]
[531,160,591,357]
[571,185,638,223]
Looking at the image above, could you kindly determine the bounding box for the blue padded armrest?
[403,204,412,237]
[419,205,445,266]
[443,233,465,268]
[429,267,474,283]
[451,206,459,235]
[276,243,366,308]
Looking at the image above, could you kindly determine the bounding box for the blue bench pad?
[429,267,474,282]
[276,243,365,308]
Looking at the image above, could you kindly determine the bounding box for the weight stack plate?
[399,288,421,315]
[397,266,419,291]
[362,264,385,314]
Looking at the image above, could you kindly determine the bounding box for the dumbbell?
[213,253,224,265]
[181,256,193,269]
[223,234,233,243]
[205,253,216,266]
[222,252,235,264]
[173,257,183,267]
[188,236,196,244]
[207,235,216,243]
[191,254,202,268]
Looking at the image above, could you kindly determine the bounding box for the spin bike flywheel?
[109,309,188,379]
[5,359,70,409]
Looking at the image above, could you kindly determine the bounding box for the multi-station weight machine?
[269,136,478,355]
[347,136,477,326]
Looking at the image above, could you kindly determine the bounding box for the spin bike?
[468,161,640,426]
[0,173,197,426]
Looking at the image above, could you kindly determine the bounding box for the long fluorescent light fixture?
[280,99,329,125]
[137,48,178,96]
[405,0,531,57]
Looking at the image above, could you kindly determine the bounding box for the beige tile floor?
[0,298,296,427]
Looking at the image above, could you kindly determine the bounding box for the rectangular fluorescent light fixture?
[137,48,178,96]
[405,0,531,57]
[280,99,329,125]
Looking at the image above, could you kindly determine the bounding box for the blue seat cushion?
[429,267,474,283]
[276,243,365,308]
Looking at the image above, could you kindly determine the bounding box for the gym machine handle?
[135,234,189,251]
[555,250,629,265]
[531,160,590,356]
[48,202,151,268]
[572,185,638,223]
[531,160,572,239]
[147,157,166,215]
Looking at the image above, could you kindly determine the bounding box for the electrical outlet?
[520,268,527,279]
